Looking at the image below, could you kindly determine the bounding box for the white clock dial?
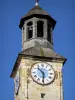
[15,71,20,94]
[31,62,55,85]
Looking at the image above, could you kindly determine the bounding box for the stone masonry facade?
[15,58,63,100]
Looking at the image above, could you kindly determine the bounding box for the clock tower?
[10,1,66,100]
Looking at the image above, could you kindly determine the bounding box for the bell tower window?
[37,21,44,37]
[27,21,33,39]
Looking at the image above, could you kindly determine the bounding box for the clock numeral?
[42,79,44,82]
[41,64,44,67]
[46,79,49,81]
[49,73,53,75]
[37,65,40,68]
[48,76,52,79]
[46,65,48,68]
[34,75,37,78]
[49,69,51,71]
[32,72,36,74]
[37,78,40,81]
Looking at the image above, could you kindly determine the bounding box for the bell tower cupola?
[19,2,56,51]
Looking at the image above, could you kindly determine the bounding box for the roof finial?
[35,0,39,6]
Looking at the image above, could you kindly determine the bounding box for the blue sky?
[0,0,75,100]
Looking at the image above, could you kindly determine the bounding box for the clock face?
[31,62,55,85]
[15,71,20,94]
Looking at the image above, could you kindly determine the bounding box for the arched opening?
[37,21,44,37]
[27,21,33,39]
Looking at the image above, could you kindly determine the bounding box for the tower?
[10,1,66,100]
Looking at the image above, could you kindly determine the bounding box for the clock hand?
[38,67,45,84]
[38,67,44,74]
[42,72,44,84]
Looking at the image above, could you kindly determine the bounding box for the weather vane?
[35,0,39,6]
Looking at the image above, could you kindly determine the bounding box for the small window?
[37,21,44,37]
[41,93,45,98]
[27,21,33,39]
[27,21,32,26]
[28,26,33,39]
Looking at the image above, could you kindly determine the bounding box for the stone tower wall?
[14,58,63,100]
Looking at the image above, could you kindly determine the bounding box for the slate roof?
[19,5,56,29]
[20,47,66,60]
[22,5,50,18]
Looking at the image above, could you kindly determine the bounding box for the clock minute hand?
[38,67,43,74]
[38,67,45,84]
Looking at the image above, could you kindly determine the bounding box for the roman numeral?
[37,65,40,67]
[46,65,48,68]
[37,78,40,81]
[34,75,37,78]
[41,64,44,67]
[48,76,52,79]
[46,79,49,81]
[49,69,51,71]
[49,73,53,75]
[32,72,36,74]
